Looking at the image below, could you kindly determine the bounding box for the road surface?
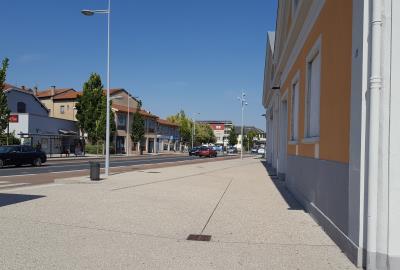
[0,154,237,190]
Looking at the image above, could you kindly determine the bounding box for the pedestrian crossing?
[0,180,30,190]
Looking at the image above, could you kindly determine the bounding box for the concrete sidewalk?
[0,158,356,269]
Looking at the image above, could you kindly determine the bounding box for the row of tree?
[165,110,262,150]
[166,111,216,145]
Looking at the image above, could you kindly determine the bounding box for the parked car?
[251,147,258,154]
[189,146,200,156]
[227,146,238,154]
[198,146,217,158]
[257,148,265,154]
[0,145,47,168]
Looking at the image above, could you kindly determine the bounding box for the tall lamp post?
[191,112,200,149]
[238,91,247,160]
[82,0,111,176]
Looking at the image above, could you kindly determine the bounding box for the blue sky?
[0,0,277,129]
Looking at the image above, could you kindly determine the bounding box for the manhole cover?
[186,234,212,241]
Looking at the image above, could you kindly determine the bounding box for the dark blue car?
[0,145,47,168]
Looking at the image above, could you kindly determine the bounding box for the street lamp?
[238,91,248,160]
[192,112,200,149]
[81,0,111,176]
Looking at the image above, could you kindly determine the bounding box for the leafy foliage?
[130,102,145,145]
[0,131,20,146]
[195,123,216,144]
[75,73,115,143]
[246,130,260,150]
[242,135,249,151]
[0,58,10,134]
[167,110,191,143]
[166,111,217,145]
[228,126,238,146]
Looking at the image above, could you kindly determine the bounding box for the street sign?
[9,115,18,123]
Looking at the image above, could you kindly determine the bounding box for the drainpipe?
[366,0,382,268]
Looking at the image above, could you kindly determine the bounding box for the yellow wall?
[285,0,352,163]
[40,99,77,121]
[53,100,77,120]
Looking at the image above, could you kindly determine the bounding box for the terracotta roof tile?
[53,91,81,100]
[1,83,16,90]
[36,88,74,98]
[112,104,158,118]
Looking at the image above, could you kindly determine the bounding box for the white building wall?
[8,114,29,136]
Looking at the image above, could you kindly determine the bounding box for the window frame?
[60,105,65,114]
[303,36,322,143]
[17,102,26,113]
[289,71,300,143]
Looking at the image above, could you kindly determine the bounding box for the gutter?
[366,0,383,268]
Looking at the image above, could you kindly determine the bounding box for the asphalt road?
[0,155,199,177]
[0,154,238,190]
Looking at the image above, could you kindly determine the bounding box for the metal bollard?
[89,162,100,181]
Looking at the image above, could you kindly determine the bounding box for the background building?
[36,86,79,121]
[3,84,79,154]
[234,126,266,150]
[196,120,233,146]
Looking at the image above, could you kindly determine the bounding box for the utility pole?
[238,91,247,160]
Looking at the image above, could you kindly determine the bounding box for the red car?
[198,146,217,158]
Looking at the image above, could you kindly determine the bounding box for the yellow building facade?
[263,1,400,269]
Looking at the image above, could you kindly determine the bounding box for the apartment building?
[36,86,79,121]
[262,1,400,269]
[196,120,233,146]
[36,87,180,154]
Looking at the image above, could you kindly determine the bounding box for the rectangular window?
[291,81,299,141]
[117,113,126,130]
[60,105,65,114]
[305,51,321,138]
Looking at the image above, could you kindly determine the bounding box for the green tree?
[246,130,259,150]
[75,73,115,144]
[167,110,191,144]
[195,123,216,144]
[227,126,238,146]
[242,135,249,151]
[130,101,145,153]
[0,58,10,134]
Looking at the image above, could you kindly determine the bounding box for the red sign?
[210,124,225,131]
[9,115,18,123]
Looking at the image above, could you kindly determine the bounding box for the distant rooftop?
[196,120,233,124]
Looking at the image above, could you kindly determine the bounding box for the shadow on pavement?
[260,161,304,211]
[0,193,45,207]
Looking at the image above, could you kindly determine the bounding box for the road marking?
[0,180,11,184]
[0,156,189,171]
[0,183,64,192]
[0,173,38,178]
[0,182,29,188]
